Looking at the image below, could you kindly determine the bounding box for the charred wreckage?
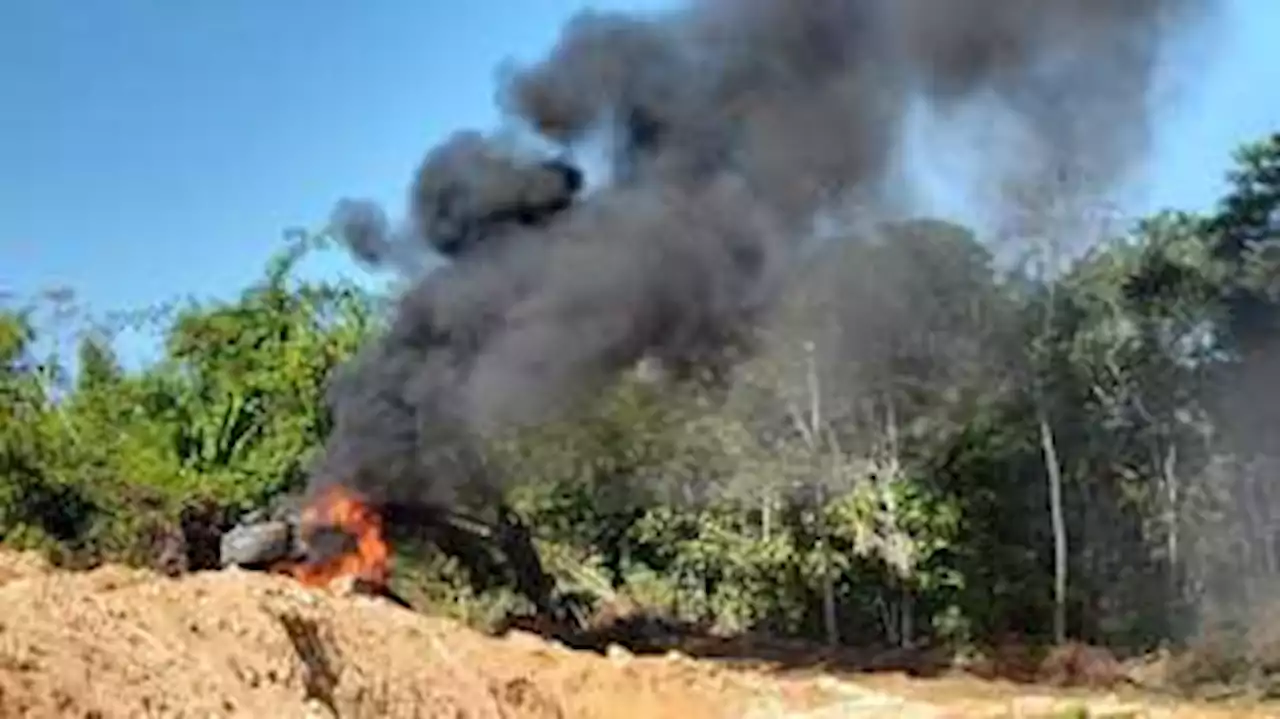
[218,492,585,628]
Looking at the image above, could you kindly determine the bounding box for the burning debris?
[219,488,414,607]
[219,489,393,598]
[219,490,581,625]
[287,486,390,589]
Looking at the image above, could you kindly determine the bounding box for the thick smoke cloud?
[329,199,394,266]
[313,0,1213,511]
[409,131,584,258]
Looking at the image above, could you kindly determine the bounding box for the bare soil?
[0,549,1273,718]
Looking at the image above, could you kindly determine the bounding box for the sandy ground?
[0,549,1273,719]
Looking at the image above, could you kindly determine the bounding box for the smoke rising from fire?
[312,0,1214,511]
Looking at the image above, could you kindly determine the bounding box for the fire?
[286,485,390,588]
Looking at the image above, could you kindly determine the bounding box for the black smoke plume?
[314,0,1214,511]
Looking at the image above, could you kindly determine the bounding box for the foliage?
[0,235,382,566]
[4,133,1280,676]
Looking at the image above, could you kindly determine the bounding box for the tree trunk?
[900,583,915,648]
[1162,442,1180,604]
[822,569,839,647]
[876,590,899,646]
[1039,407,1068,645]
[815,482,840,647]
[802,342,840,647]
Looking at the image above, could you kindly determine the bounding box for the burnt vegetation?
[4,0,1280,699]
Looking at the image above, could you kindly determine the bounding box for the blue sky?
[2,0,1278,365]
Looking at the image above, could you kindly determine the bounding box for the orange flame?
[286,485,390,588]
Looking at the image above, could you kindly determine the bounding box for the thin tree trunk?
[883,396,915,648]
[822,567,839,647]
[1039,407,1068,645]
[815,484,840,647]
[1032,241,1068,646]
[875,590,899,646]
[900,583,915,648]
[1163,442,1180,603]
[804,343,840,647]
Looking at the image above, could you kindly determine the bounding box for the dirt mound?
[0,551,838,718]
[0,550,1275,718]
